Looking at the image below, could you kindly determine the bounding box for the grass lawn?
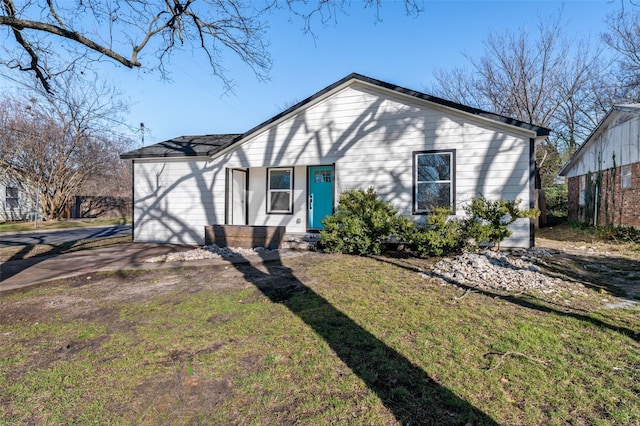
[0,217,130,234]
[1,233,639,424]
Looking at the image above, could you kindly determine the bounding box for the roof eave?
[558,106,621,176]
[120,153,213,160]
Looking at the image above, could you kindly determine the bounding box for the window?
[6,186,19,210]
[314,169,332,183]
[414,150,454,213]
[267,168,293,213]
[579,175,586,206]
[621,165,632,189]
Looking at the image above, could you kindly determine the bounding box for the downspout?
[529,137,536,248]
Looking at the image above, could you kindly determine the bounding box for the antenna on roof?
[140,122,145,147]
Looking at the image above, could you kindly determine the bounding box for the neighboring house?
[559,105,640,228]
[0,174,36,222]
[120,73,549,248]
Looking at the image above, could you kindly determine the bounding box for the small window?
[314,169,331,183]
[414,150,455,213]
[621,165,632,189]
[6,186,19,210]
[267,168,293,213]
[578,175,586,206]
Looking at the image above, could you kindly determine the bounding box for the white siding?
[218,83,534,247]
[565,112,640,178]
[245,166,307,233]
[0,175,36,222]
[133,83,535,247]
[133,160,226,244]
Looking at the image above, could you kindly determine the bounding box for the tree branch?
[0,16,139,68]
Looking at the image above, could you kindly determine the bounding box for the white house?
[121,73,549,248]
[559,104,640,227]
[0,174,36,222]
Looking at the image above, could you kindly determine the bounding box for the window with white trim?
[6,186,18,210]
[267,168,293,213]
[621,165,632,189]
[414,150,454,213]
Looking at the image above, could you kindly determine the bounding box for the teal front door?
[308,165,334,229]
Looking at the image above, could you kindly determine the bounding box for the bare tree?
[0,76,133,220]
[603,8,640,102]
[430,15,606,187]
[0,0,420,93]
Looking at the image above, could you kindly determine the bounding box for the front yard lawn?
[0,217,130,234]
[1,247,638,425]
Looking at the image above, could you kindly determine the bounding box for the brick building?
[559,105,640,228]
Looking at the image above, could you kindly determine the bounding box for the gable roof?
[558,104,640,176]
[121,73,550,160]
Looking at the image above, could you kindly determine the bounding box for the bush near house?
[409,207,464,257]
[319,188,413,255]
[462,197,539,250]
[320,189,539,256]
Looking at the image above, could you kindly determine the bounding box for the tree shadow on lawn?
[373,255,640,344]
[539,251,640,300]
[0,237,128,283]
[230,253,497,425]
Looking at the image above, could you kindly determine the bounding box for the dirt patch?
[129,375,233,424]
[536,237,640,302]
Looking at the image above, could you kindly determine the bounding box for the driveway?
[0,224,132,248]
[0,243,306,292]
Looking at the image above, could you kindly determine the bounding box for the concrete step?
[282,233,321,250]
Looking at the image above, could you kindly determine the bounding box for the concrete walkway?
[0,243,306,292]
[0,224,132,247]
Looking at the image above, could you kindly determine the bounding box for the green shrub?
[320,191,540,256]
[462,197,539,249]
[544,184,568,219]
[319,188,413,255]
[409,207,463,257]
[570,221,640,244]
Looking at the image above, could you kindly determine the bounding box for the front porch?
[204,225,320,250]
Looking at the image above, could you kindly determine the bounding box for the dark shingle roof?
[120,134,242,159]
[121,73,550,160]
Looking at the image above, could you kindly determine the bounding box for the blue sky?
[99,1,616,145]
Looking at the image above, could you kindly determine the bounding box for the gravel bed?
[431,248,587,296]
[145,244,275,263]
[148,244,589,298]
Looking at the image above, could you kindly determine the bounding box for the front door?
[308,165,334,229]
[230,169,247,225]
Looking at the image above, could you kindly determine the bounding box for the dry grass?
[1,240,638,425]
[0,217,129,233]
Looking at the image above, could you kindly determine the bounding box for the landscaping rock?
[145,244,277,263]
[431,248,586,297]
